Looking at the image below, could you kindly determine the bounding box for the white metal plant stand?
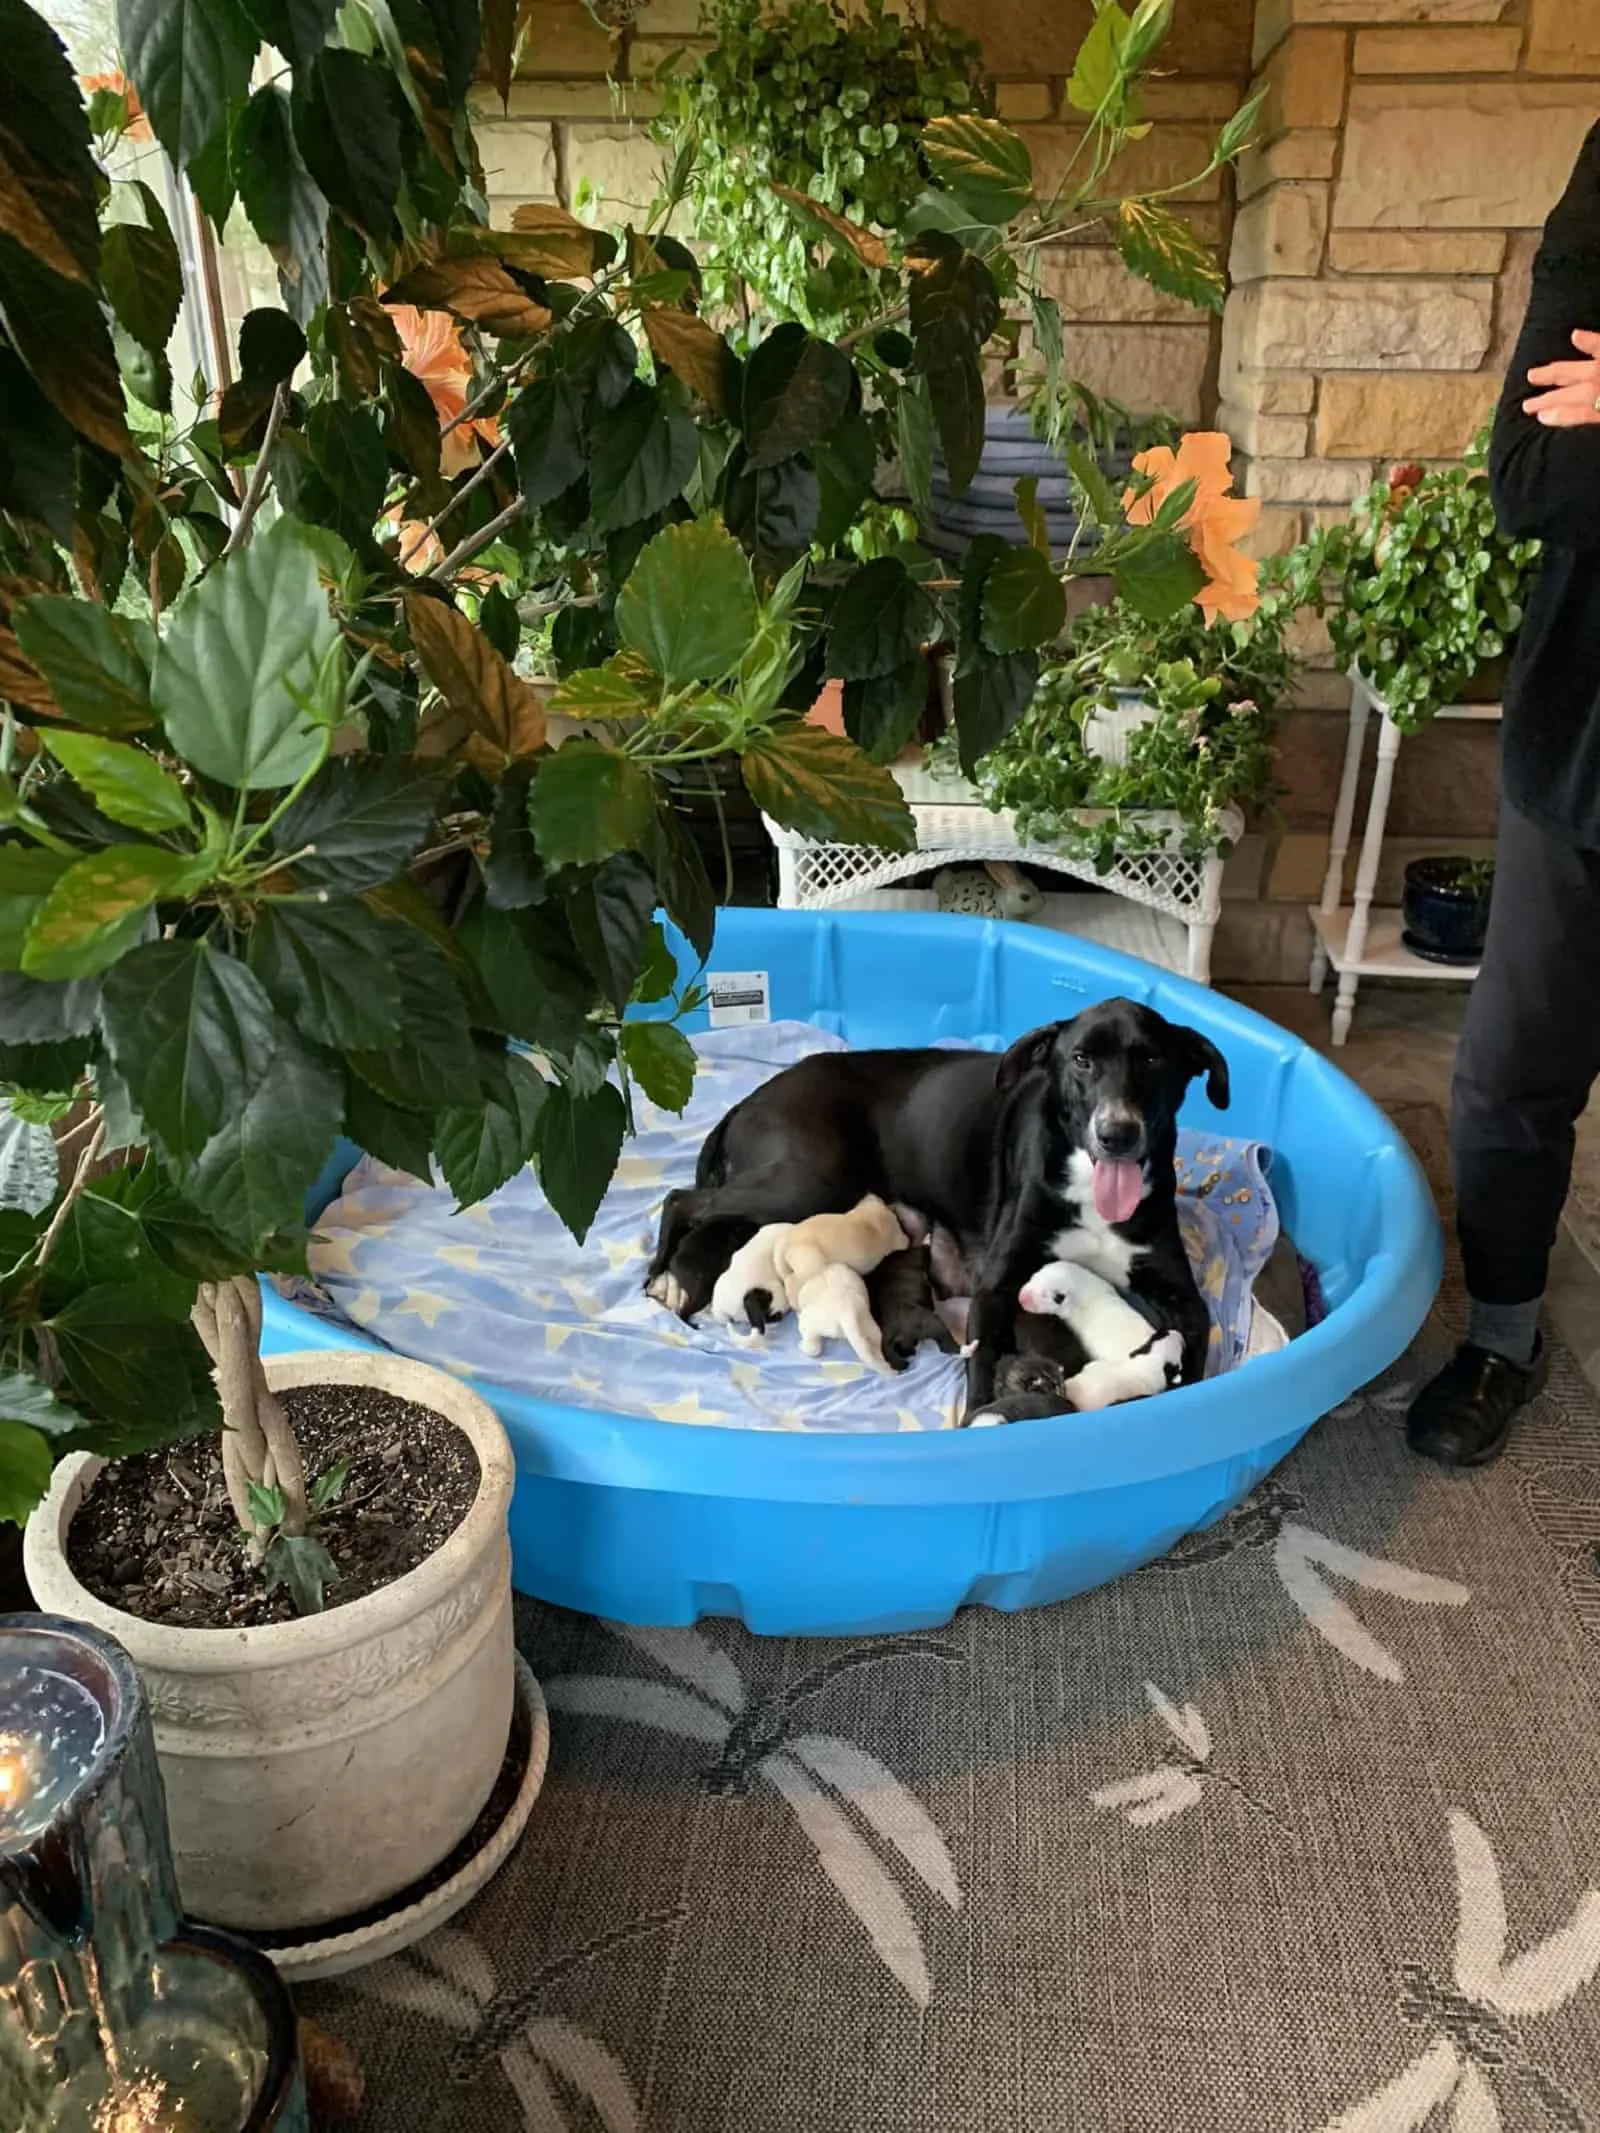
[1308,672,1500,1046]
[765,760,1239,985]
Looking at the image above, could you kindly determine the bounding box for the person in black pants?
[1409,119,1600,1466]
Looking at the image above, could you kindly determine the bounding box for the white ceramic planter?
[25,1348,516,1936]
[1082,689,1157,768]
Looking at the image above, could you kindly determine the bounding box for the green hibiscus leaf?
[0,1370,89,1437]
[100,182,183,352]
[247,900,403,1049]
[587,382,698,534]
[537,1079,626,1245]
[530,739,659,869]
[101,937,285,1163]
[118,0,258,169]
[434,1052,549,1207]
[49,1284,220,1437]
[22,848,213,982]
[740,726,915,852]
[1115,199,1225,315]
[155,516,340,790]
[40,732,191,834]
[182,1027,343,1249]
[269,756,444,893]
[564,852,658,1014]
[920,116,1033,226]
[980,547,1067,655]
[620,1020,696,1115]
[615,518,758,686]
[842,660,928,765]
[741,323,855,471]
[827,558,930,682]
[0,1422,52,1527]
[952,650,1040,777]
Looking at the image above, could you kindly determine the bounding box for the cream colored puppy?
[776,1195,909,1306]
[709,1223,793,1331]
[794,1264,895,1375]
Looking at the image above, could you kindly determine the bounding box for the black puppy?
[644,998,1228,1412]
[867,1246,959,1373]
[965,1353,1074,1427]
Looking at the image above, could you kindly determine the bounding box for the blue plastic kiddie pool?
[260,908,1441,1636]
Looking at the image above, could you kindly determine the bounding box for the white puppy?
[1019,1259,1157,1363]
[710,1223,794,1331]
[777,1195,909,1306]
[1060,1329,1184,1412]
[794,1264,895,1375]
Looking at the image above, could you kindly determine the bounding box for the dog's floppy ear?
[996,1021,1061,1090]
[1177,1025,1230,1109]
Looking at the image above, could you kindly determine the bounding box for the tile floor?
[1236,976,1600,1397]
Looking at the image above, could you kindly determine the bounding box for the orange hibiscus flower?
[1123,430,1262,625]
[81,70,152,142]
[390,304,501,479]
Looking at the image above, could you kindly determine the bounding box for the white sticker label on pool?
[706,970,771,1027]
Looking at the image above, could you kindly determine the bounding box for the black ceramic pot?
[1401,856,1492,965]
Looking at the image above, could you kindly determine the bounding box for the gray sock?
[1467,1296,1541,1367]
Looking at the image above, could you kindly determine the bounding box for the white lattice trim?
[765,806,1239,927]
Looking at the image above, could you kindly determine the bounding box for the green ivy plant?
[654,0,991,338]
[1304,435,1540,733]
[0,0,1260,1558]
[943,578,1300,870]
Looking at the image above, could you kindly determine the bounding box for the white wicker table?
[765,761,1238,985]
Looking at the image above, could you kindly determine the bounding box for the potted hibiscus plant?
[1,0,1260,1950]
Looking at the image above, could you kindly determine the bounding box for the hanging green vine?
[653,0,993,337]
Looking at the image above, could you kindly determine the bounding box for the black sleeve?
[1489,120,1600,550]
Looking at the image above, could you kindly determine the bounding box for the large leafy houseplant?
[0,0,1260,1570]
[1306,438,1540,733]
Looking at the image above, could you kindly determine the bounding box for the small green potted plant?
[1307,435,1540,732]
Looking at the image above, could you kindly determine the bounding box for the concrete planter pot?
[24,1347,516,1936]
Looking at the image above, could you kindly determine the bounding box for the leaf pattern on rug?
[1091,1681,1294,1837]
[544,1622,962,2005]
[1320,1811,1600,2132]
[1158,1481,1470,1682]
[352,1914,681,2131]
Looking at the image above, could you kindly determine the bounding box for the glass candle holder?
[0,1613,307,2132]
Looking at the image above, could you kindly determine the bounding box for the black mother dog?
[644,997,1229,1416]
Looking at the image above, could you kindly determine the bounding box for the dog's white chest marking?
[1050,1151,1147,1290]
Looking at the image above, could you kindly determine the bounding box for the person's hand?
[1523,328,1600,426]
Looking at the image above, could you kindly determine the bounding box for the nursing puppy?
[794,1264,895,1375]
[709,1222,793,1332]
[868,1246,961,1373]
[776,1195,909,1306]
[1018,1259,1159,1364]
[966,1329,1184,1425]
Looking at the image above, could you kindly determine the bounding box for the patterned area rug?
[301,1103,1600,2133]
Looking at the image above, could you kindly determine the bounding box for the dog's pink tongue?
[1092,1158,1144,1224]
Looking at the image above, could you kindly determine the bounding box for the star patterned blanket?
[282,1022,1283,1433]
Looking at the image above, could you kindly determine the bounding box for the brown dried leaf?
[405,590,547,778]
[383,258,552,340]
[0,626,59,717]
[773,183,892,272]
[641,308,733,414]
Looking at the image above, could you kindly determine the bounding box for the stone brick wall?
[1213,0,1598,981]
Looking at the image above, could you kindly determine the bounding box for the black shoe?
[1405,1337,1548,1468]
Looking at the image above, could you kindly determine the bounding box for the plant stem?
[221,383,289,560]
[399,438,516,567]
[227,741,331,871]
[35,1121,106,1270]
[434,497,526,581]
